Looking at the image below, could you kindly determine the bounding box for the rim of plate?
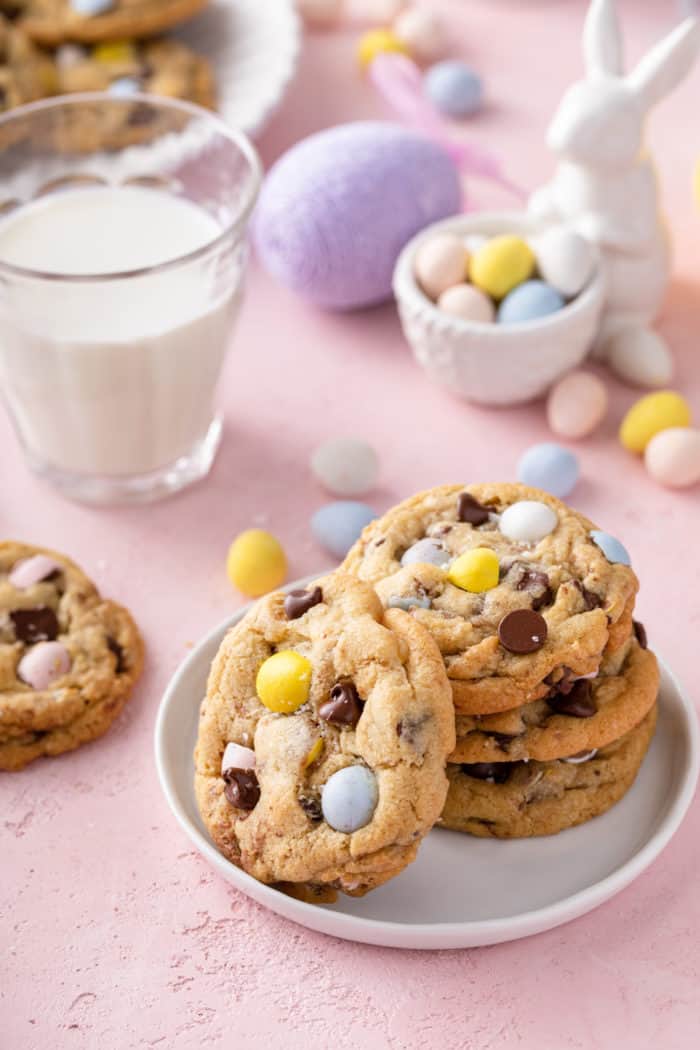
[155,579,700,950]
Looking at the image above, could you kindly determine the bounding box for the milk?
[0,186,242,481]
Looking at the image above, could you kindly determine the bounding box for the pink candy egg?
[644,427,700,488]
[18,641,71,690]
[297,0,344,26]
[393,9,445,62]
[546,370,608,439]
[9,554,62,589]
[414,234,468,300]
[437,284,495,323]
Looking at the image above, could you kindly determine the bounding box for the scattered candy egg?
[499,500,558,543]
[619,391,692,453]
[311,438,379,497]
[393,9,444,62]
[254,122,461,309]
[546,370,608,440]
[226,529,287,598]
[534,229,595,299]
[498,280,565,325]
[400,538,450,568]
[221,742,256,774]
[590,530,631,566]
[70,0,114,14]
[17,641,71,690]
[517,442,580,498]
[644,427,700,488]
[311,501,377,559]
[107,77,141,98]
[256,650,312,713]
[322,765,378,832]
[437,283,495,323]
[447,547,499,593]
[424,61,483,118]
[414,234,468,300]
[605,328,673,388]
[469,235,536,301]
[357,28,409,70]
[297,0,344,27]
[9,554,62,589]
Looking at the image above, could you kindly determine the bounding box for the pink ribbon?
[369,53,527,204]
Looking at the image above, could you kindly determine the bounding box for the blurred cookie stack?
[0,0,214,115]
[342,482,660,838]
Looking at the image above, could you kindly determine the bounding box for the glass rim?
[0,92,263,284]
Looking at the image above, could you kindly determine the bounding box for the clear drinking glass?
[0,95,261,504]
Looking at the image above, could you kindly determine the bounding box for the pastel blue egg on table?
[311,501,377,559]
[590,530,631,566]
[498,280,565,325]
[518,443,579,498]
[424,61,483,118]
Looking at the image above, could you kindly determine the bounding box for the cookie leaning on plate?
[342,483,638,715]
[17,0,209,46]
[194,573,455,902]
[0,541,144,771]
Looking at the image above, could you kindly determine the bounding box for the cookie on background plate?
[0,541,144,771]
[0,14,57,111]
[18,0,209,46]
[194,573,456,902]
[342,483,639,715]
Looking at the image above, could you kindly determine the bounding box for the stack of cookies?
[195,482,659,901]
[0,0,214,117]
[0,541,144,771]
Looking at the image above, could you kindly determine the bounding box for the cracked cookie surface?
[17,0,209,46]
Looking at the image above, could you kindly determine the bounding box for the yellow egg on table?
[619,391,692,454]
[226,529,287,597]
[256,651,312,713]
[448,547,499,593]
[357,28,409,71]
[469,235,536,301]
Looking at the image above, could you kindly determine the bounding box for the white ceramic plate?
[155,579,699,950]
[176,0,301,137]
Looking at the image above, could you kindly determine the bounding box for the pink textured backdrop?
[2,2,699,1047]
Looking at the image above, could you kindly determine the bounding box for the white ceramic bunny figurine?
[530,0,700,386]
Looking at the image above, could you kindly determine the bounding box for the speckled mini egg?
[311,501,377,559]
[546,370,608,439]
[311,438,379,497]
[644,427,700,488]
[534,228,595,299]
[414,234,468,300]
[437,283,495,323]
[424,61,483,118]
[254,122,462,310]
[517,442,580,498]
[498,280,565,325]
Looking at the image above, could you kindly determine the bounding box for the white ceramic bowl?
[393,212,606,406]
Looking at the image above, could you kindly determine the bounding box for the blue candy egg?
[518,443,580,498]
[425,61,483,118]
[498,280,565,325]
[311,501,377,559]
[589,530,631,566]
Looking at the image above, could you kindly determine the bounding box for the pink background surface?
[2,2,699,1047]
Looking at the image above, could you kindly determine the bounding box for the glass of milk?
[0,94,261,504]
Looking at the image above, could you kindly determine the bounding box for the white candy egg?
[400,538,451,568]
[606,328,673,388]
[534,228,595,298]
[644,427,700,488]
[546,370,608,439]
[499,500,558,543]
[221,742,256,773]
[311,438,379,497]
[322,765,378,833]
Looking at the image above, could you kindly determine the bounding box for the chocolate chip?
[298,793,323,822]
[107,637,126,673]
[10,607,59,644]
[572,580,602,610]
[511,564,552,611]
[127,102,157,127]
[374,538,386,547]
[223,768,260,810]
[433,524,453,537]
[319,681,363,727]
[547,679,597,718]
[545,666,576,695]
[458,492,490,526]
[397,713,429,746]
[460,762,510,784]
[491,732,520,752]
[284,586,323,620]
[633,621,648,649]
[498,609,547,654]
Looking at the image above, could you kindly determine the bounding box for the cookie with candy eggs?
[441,702,657,839]
[341,483,638,715]
[194,572,455,900]
[0,541,144,770]
[0,14,58,112]
[17,0,209,46]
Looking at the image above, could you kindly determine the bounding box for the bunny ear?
[583,0,624,77]
[628,17,700,109]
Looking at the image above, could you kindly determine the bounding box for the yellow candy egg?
[619,391,692,454]
[226,529,287,597]
[93,41,136,64]
[302,737,324,769]
[448,547,499,593]
[256,651,312,714]
[357,28,409,71]
[469,235,536,301]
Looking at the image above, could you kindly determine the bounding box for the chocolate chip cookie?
[194,573,455,901]
[18,0,209,46]
[441,704,657,838]
[0,541,144,770]
[0,14,57,111]
[342,483,638,715]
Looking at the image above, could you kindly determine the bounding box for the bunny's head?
[547,0,700,171]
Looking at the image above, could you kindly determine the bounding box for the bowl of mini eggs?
[393,213,605,405]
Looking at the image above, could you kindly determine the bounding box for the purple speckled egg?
[253,122,462,310]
